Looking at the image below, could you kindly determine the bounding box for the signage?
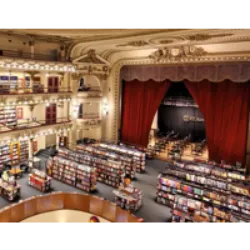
[183,115,204,122]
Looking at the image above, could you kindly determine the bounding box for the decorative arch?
[110,55,250,142]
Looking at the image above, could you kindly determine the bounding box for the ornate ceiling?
[0,29,179,43]
[1,29,250,66]
[68,29,250,65]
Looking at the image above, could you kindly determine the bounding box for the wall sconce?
[103,98,109,116]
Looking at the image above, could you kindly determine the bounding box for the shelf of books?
[156,159,250,222]
[10,142,20,165]
[98,143,146,173]
[28,169,52,192]
[46,156,96,192]
[19,140,29,162]
[57,148,125,188]
[0,172,20,201]
[0,145,11,172]
[77,144,136,179]
[113,184,142,211]
[0,107,17,127]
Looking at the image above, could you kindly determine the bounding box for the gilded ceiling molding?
[149,45,208,62]
[73,49,110,65]
[158,40,175,44]
[187,33,233,41]
[117,40,149,47]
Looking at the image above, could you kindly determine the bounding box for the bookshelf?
[0,107,17,127]
[113,184,142,211]
[0,145,11,172]
[20,140,29,162]
[28,169,52,192]
[10,142,20,165]
[46,155,96,192]
[98,143,146,173]
[0,173,20,201]
[156,160,250,222]
[57,148,125,188]
[0,140,29,172]
[77,144,136,179]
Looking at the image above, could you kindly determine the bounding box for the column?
[59,73,64,92]
[56,133,60,150]
[71,73,81,94]
[29,138,34,160]
[60,44,65,61]
[40,72,48,93]
[28,104,35,121]
[29,40,35,59]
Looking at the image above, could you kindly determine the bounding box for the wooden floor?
[21,210,110,223]
[149,140,208,162]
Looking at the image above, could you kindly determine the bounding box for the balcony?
[0,117,72,135]
[0,49,70,62]
[0,86,72,96]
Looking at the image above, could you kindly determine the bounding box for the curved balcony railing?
[0,87,72,95]
[0,117,72,134]
[0,49,71,62]
[0,192,143,222]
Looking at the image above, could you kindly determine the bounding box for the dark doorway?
[48,77,59,93]
[158,82,206,142]
[46,104,57,124]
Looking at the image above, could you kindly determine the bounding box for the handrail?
[0,117,72,134]
[0,87,72,95]
[0,49,71,62]
[0,192,143,222]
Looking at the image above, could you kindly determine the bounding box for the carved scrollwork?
[117,40,149,47]
[149,45,208,62]
[82,119,102,127]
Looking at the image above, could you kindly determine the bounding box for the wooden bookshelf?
[77,144,136,179]
[57,148,124,188]
[98,143,146,173]
[46,156,96,193]
[156,159,250,222]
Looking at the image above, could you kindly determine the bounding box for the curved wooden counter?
[0,192,143,222]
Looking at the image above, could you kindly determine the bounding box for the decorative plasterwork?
[0,58,75,72]
[117,40,149,47]
[149,46,208,62]
[158,39,175,44]
[187,33,233,41]
[76,119,102,127]
[73,49,111,66]
[76,64,111,76]
[77,91,103,98]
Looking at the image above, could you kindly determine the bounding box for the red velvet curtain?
[185,79,250,164]
[121,79,170,147]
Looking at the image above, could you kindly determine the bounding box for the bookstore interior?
[0,29,250,223]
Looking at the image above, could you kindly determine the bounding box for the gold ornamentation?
[78,49,105,64]
[82,119,102,127]
[117,40,148,47]
[158,39,174,44]
[149,46,208,62]
[187,33,233,41]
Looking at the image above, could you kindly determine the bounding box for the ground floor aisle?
[0,158,171,222]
